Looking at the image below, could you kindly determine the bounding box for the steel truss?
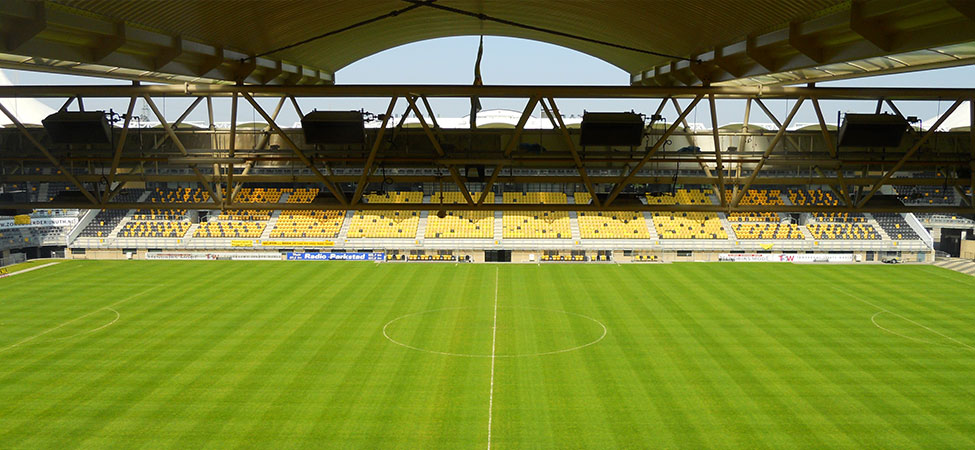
[0,84,973,214]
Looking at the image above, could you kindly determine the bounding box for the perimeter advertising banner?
[719,253,855,263]
[0,217,77,228]
[286,252,385,261]
[146,252,280,260]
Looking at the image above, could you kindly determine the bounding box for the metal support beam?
[670,97,722,201]
[150,96,205,151]
[708,93,728,206]
[476,97,539,205]
[142,94,221,205]
[405,96,474,204]
[6,200,972,215]
[351,97,398,206]
[543,98,601,207]
[605,95,704,206]
[0,102,99,204]
[6,84,975,101]
[857,99,964,208]
[240,92,348,206]
[731,96,806,206]
[103,95,138,203]
[734,97,752,197]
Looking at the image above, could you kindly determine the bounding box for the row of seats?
[136,188,209,219]
[789,189,865,222]
[269,187,344,238]
[731,222,804,239]
[118,221,190,238]
[220,188,283,221]
[406,254,455,261]
[541,254,586,261]
[271,210,345,238]
[347,192,422,238]
[575,192,650,239]
[872,213,920,240]
[426,192,494,238]
[807,222,880,240]
[634,255,660,262]
[726,189,783,222]
[79,190,142,237]
[503,192,570,238]
[194,221,265,238]
[648,190,728,239]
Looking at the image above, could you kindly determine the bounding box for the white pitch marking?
[0,287,155,354]
[487,266,499,450]
[832,287,975,352]
[0,261,60,278]
[381,307,607,358]
[51,308,120,341]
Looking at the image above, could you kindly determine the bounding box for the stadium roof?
[2,1,975,86]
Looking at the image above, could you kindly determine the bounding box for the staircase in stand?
[416,211,429,239]
[336,211,354,240]
[494,211,503,240]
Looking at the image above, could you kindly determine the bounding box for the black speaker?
[42,111,111,144]
[580,112,644,146]
[837,114,908,148]
[301,111,365,145]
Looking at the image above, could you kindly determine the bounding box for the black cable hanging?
[246,0,697,64]
[246,1,436,61]
[401,0,698,62]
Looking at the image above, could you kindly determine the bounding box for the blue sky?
[4,35,974,128]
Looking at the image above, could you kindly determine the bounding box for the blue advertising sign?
[286,252,385,261]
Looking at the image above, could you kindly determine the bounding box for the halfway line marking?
[487,266,499,450]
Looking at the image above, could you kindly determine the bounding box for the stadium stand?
[807,222,880,240]
[45,181,72,201]
[647,190,728,239]
[872,213,921,240]
[118,221,190,238]
[134,188,209,220]
[502,192,570,239]
[79,190,141,237]
[270,188,345,238]
[194,221,265,238]
[894,172,956,205]
[347,191,422,238]
[731,222,804,239]
[426,192,494,238]
[725,189,784,222]
[574,192,650,239]
[219,188,282,220]
[789,189,866,222]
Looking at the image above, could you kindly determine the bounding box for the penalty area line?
[0,286,156,354]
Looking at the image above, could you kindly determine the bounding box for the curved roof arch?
[2,1,975,86]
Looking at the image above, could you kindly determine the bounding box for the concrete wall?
[962,240,975,260]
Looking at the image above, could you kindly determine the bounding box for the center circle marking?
[382,306,607,358]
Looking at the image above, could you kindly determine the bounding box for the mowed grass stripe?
[768,265,965,448]
[0,263,221,447]
[812,266,975,447]
[2,261,975,448]
[668,265,822,449]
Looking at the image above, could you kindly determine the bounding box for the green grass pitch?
[1,260,974,448]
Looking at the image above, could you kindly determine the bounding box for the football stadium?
[2,1,975,448]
